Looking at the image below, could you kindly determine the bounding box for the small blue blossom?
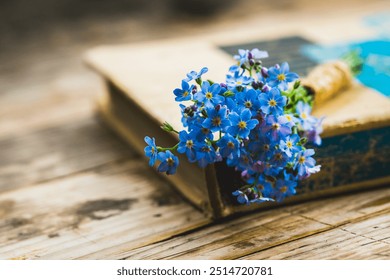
[191,123,214,142]
[173,80,194,102]
[236,149,255,171]
[296,101,317,130]
[226,71,253,89]
[195,142,217,168]
[270,148,288,168]
[227,109,259,138]
[279,134,301,157]
[264,115,293,142]
[259,87,287,116]
[177,131,197,162]
[217,133,240,158]
[232,190,249,205]
[267,62,299,90]
[249,135,274,161]
[256,176,274,198]
[184,67,208,82]
[294,149,317,177]
[195,81,224,107]
[157,151,179,175]
[144,136,158,166]
[274,179,297,202]
[305,116,324,146]
[202,106,230,133]
[284,113,300,127]
[236,88,261,114]
[250,48,269,60]
[233,48,268,66]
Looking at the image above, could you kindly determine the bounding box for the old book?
[85,36,390,219]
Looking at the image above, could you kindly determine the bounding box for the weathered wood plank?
[0,68,102,139]
[124,187,390,259]
[0,117,138,193]
[242,213,390,259]
[0,160,210,259]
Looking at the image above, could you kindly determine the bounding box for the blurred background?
[0,0,389,135]
[0,0,388,183]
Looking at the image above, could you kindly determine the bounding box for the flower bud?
[293,80,301,89]
[251,81,259,89]
[262,85,270,92]
[261,67,268,78]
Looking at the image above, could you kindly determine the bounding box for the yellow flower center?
[286,141,293,148]
[245,101,252,108]
[301,112,307,119]
[298,156,306,164]
[212,117,222,126]
[263,144,270,151]
[238,121,247,129]
[186,140,193,148]
[277,74,286,81]
[227,141,235,149]
[205,92,213,99]
[183,91,189,97]
[275,153,283,161]
[268,99,277,107]
[286,115,292,121]
[167,157,175,166]
[201,128,210,134]
[280,186,288,193]
[272,123,280,130]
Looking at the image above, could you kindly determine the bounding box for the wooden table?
[1,0,389,260]
[0,94,389,260]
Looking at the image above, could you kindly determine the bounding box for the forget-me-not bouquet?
[144,49,323,205]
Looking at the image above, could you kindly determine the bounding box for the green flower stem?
[282,83,313,114]
[161,121,180,134]
[157,143,179,152]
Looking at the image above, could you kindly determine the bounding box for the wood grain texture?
[242,213,390,259]
[0,159,210,260]
[0,117,137,193]
[124,187,390,259]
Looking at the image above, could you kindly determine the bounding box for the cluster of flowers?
[144,49,323,205]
